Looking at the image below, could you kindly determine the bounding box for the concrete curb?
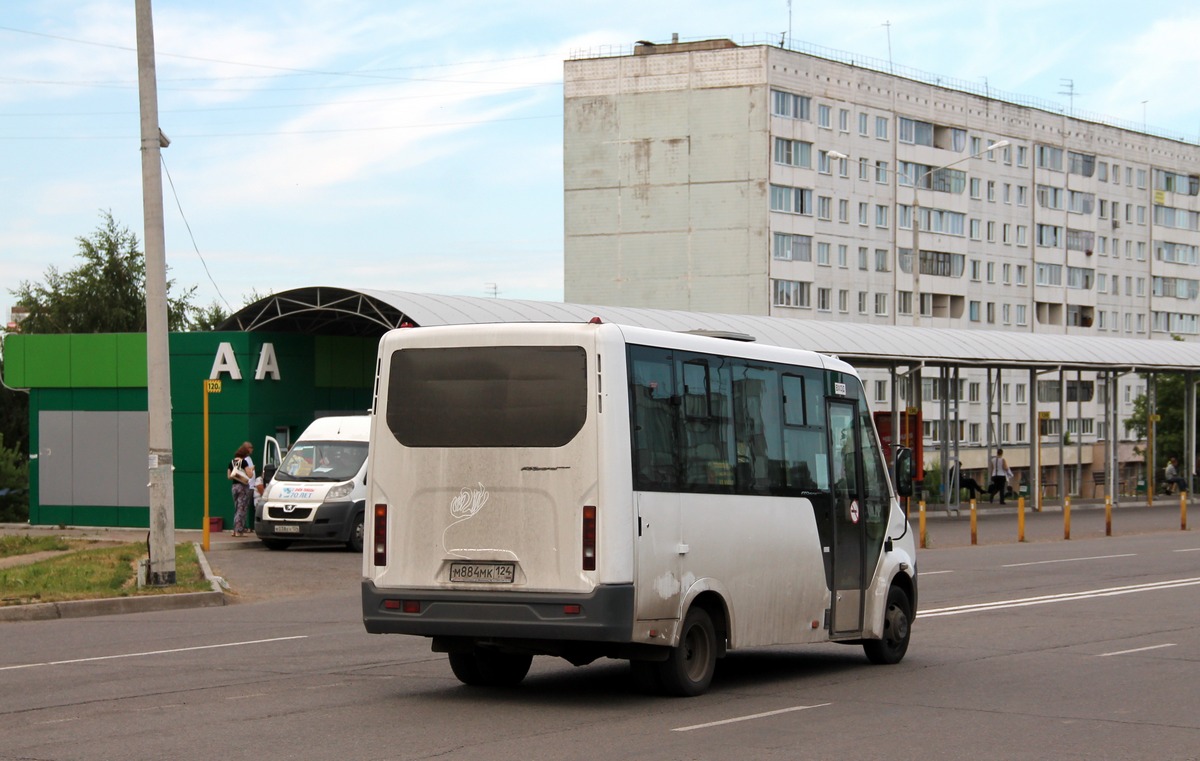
[0,541,227,623]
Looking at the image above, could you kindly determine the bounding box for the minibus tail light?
[582,505,597,571]
[373,503,388,566]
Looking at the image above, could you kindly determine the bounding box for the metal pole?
[135,0,175,585]
[911,195,921,327]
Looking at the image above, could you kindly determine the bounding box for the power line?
[160,154,232,313]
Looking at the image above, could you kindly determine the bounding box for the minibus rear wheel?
[655,607,717,696]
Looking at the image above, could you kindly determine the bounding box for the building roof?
[218,286,1200,372]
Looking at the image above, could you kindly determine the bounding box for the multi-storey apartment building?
[563,37,1200,494]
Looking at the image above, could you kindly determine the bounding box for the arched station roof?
[218,286,1200,372]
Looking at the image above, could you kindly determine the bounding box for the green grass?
[0,534,72,558]
[0,542,212,606]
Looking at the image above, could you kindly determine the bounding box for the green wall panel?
[73,506,122,528]
[21,329,377,530]
[69,335,118,387]
[2,334,27,387]
[23,334,71,386]
[116,334,148,387]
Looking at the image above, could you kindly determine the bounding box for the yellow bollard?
[1064,495,1071,540]
[1018,496,1025,542]
[919,500,927,549]
[1105,495,1112,537]
[970,499,978,546]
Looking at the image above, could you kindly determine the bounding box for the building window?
[773,138,812,168]
[1016,265,1027,286]
[1067,151,1096,177]
[874,293,888,316]
[772,90,811,120]
[1036,263,1063,286]
[772,232,812,261]
[838,199,849,223]
[858,246,869,270]
[858,112,869,136]
[817,287,832,311]
[1036,144,1064,171]
[897,290,912,315]
[1036,224,1063,247]
[875,116,889,139]
[839,108,850,132]
[837,243,848,268]
[817,195,833,220]
[898,117,934,146]
[858,291,868,314]
[818,104,832,128]
[969,301,981,322]
[1016,304,1027,325]
[858,202,869,226]
[875,204,889,228]
[876,161,889,184]
[1016,145,1028,167]
[770,184,813,215]
[839,289,849,313]
[772,279,811,307]
[817,241,831,265]
[875,248,890,272]
[970,177,981,199]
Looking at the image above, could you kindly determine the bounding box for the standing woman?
[229,441,256,537]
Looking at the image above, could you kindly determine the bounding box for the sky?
[4,0,1200,322]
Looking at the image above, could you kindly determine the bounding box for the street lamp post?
[909,140,1009,326]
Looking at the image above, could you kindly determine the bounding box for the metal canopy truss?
[219,287,412,336]
[217,287,1200,511]
[220,287,1200,374]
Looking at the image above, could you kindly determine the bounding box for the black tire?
[260,538,292,551]
[448,650,533,687]
[654,607,717,697]
[864,585,913,665]
[346,512,364,553]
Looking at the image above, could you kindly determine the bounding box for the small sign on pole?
[203,379,222,551]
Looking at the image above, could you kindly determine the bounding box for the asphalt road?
[1,511,1197,760]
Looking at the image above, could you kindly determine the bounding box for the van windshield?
[276,441,367,482]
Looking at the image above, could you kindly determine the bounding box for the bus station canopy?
[219,286,1200,373]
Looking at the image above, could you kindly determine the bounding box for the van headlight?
[324,482,354,501]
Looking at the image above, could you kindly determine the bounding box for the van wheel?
[448,650,533,687]
[260,539,291,551]
[655,607,717,697]
[346,513,364,553]
[864,585,912,665]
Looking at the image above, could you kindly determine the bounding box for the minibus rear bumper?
[362,581,635,642]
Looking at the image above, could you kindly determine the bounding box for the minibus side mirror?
[894,447,914,498]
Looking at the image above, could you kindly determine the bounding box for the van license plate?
[274,525,300,534]
[450,562,514,583]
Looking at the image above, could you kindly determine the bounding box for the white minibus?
[362,321,916,696]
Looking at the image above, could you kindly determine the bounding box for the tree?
[10,210,197,334]
[190,300,229,332]
[1125,336,1191,474]
[0,432,29,522]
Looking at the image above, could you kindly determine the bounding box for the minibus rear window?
[387,346,588,447]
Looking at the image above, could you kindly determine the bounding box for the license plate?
[449,562,515,583]
[274,524,301,534]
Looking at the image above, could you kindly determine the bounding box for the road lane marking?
[0,635,308,671]
[1002,553,1135,568]
[921,570,955,576]
[1173,548,1200,553]
[672,703,830,732]
[921,577,1200,618]
[1098,643,1177,657]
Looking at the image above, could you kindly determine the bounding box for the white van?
[255,415,369,552]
